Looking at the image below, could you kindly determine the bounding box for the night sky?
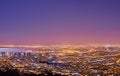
[0,0,120,45]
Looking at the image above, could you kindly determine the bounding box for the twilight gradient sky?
[0,0,120,45]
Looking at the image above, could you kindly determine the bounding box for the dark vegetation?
[0,69,64,76]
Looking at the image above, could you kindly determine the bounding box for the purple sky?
[0,0,120,45]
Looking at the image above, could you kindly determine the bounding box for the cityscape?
[0,0,120,76]
[0,45,120,76]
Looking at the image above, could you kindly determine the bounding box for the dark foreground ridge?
[0,69,64,76]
